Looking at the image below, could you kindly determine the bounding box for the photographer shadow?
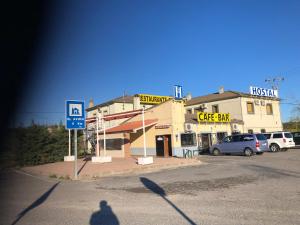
[90,200,119,225]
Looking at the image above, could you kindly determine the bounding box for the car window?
[284,133,293,138]
[293,132,300,138]
[263,133,271,139]
[256,134,267,140]
[232,135,241,142]
[242,134,254,141]
[223,136,233,143]
[273,133,283,138]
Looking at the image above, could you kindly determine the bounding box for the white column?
[96,116,99,157]
[103,116,106,156]
[142,107,147,157]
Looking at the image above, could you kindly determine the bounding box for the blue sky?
[17,0,300,125]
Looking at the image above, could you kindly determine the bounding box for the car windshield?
[284,133,293,138]
[256,134,267,140]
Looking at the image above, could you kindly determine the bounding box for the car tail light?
[256,141,260,148]
[283,138,286,143]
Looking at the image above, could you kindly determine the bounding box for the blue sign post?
[66,100,86,129]
[65,100,85,180]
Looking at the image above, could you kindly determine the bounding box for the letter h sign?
[174,85,183,100]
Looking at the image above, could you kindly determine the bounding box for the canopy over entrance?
[103,119,158,134]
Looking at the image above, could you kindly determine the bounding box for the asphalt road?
[1,149,300,225]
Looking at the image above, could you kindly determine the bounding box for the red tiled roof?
[104,119,158,134]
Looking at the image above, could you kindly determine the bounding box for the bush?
[1,123,85,167]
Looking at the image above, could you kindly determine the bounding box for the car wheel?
[244,148,253,157]
[212,148,220,156]
[270,143,280,152]
[256,152,264,155]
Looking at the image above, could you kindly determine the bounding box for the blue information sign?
[174,85,183,100]
[66,100,85,129]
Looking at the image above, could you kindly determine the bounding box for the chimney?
[133,95,141,110]
[219,86,224,94]
[186,93,192,100]
[89,98,94,108]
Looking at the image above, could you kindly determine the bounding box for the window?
[212,105,219,113]
[223,136,233,143]
[248,129,253,134]
[242,134,254,141]
[266,104,273,115]
[100,139,122,150]
[232,135,242,142]
[247,102,254,114]
[261,129,266,133]
[263,133,271,139]
[217,132,227,142]
[284,133,293,138]
[255,134,267,141]
[181,133,196,146]
[186,109,192,114]
[273,133,283,138]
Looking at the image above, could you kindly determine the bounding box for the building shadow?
[90,200,119,225]
[140,177,197,225]
[11,182,60,225]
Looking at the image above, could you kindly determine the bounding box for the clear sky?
[17,0,300,125]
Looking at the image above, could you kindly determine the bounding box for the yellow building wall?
[240,97,282,133]
[127,100,186,156]
[185,97,243,120]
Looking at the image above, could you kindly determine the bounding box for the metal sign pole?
[68,129,71,156]
[74,129,78,180]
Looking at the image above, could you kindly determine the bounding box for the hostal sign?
[197,112,230,123]
[249,86,278,98]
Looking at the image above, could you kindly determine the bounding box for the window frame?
[266,103,273,115]
[246,101,255,114]
[212,104,219,113]
[180,133,197,147]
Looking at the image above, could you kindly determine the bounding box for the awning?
[103,119,158,134]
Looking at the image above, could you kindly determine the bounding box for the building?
[85,88,283,158]
[184,88,283,150]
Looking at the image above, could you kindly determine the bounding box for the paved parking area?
[1,149,300,225]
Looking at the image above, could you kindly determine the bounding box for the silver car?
[210,133,269,156]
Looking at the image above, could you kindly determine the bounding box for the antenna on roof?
[265,76,284,90]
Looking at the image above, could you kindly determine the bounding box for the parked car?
[291,132,300,146]
[210,133,269,156]
[262,132,295,152]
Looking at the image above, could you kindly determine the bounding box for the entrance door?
[201,133,212,151]
[156,135,172,157]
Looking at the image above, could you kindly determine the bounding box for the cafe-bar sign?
[249,86,278,98]
[197,112,230,123]
[139,94,172,105]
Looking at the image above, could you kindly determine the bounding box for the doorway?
[155,135,172,157]
[200,133,212,151]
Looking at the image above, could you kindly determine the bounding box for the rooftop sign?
[249,86,278,98]
[139,94,172,105]
[197,112,230,123]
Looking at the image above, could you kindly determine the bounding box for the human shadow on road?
[140,177,197,225]
[11,182,60,225]
[90,200,119,225]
